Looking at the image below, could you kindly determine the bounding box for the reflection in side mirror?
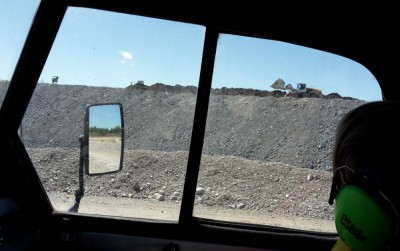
[86,103,124,175]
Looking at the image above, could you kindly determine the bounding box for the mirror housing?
[84,103,124,175]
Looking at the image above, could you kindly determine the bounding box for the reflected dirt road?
[89,136,121,173]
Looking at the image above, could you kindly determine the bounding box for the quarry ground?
[0,83,367,232]
[29,147,335,232]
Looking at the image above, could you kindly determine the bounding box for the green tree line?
[89,125,121,137]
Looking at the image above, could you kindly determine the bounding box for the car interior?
[1,1,399,251]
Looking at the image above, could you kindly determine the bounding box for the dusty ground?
[89,137,122,173]
[29,147,336,232]
[48,194,335,232]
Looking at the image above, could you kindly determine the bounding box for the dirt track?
[49,193,335,232]
[89,137,122,173]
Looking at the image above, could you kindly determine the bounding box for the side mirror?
[85,103,124,175]
[69,103,124,212]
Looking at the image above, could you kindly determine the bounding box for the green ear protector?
[329,166,398,251]
[335,185,393,251]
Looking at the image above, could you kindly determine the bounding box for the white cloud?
[119,51,133,61]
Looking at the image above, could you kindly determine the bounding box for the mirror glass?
[88,104,123,175]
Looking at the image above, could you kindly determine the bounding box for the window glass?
[193,34,381,232]
[23,7,204,222]
[0,0,39,108]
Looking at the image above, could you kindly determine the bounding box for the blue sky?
[1,0,382,101]
[89,104,121,129]
[0,0,39,82]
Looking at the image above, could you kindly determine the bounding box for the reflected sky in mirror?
[89,104,121,129]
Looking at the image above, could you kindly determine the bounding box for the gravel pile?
[29,148,335,220]
[3,83,368,221]
[21,83,366,170]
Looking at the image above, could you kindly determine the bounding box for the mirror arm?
[69,135,85,212]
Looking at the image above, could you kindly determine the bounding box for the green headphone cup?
[335,185,394,251]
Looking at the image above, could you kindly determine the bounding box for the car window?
[21,6,383,232]
[193,33,381,232]
[0,0,39,109]
[23,7,205,222]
